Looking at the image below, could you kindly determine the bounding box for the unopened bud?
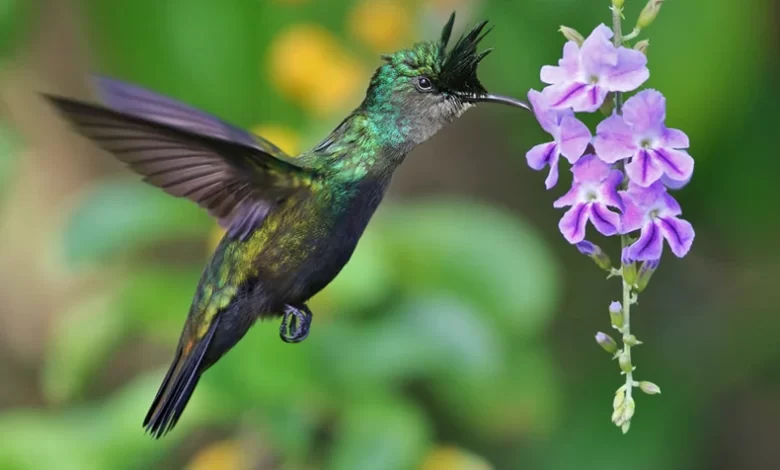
[619,352,633,373]
[636,258,660,292]
[612,0,625,9]
[596,332,618,355]
[623,334,640,346]
[639,381,661,395]
[623,397,636,421]
[621,248,638,286]
[609,301,624,328]
[637,0,664,29]
[576,241,612,271]
[613,388,625,409]
[621,420,631,434]
[558,25,584,46]
[634,39,650,55]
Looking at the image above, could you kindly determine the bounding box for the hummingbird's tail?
[143,318,220,439]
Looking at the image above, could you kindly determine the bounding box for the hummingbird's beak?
[458,92,530,111]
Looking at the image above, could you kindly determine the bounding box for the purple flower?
[526,90,591,189]
[620,181,695,261]
[540,24,649,113]
[593,89,694,187]
[554,155,625,244]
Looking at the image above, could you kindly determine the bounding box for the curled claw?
[280,304,312,343]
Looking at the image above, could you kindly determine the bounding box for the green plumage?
[45,12,530,439]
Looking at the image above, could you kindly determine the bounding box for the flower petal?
[593,115,637,163]
[580,24,618,75]
[553,182,581,208]
[627,220,664,261]
[558,115,591,163]
[652,147,694,183]
[558,202,590,244]
[619,191,645,233]
[542,82,587,109]
[662,127,689,149]
[526,141,558,171]
[540,41,582,85]
[625,148,663,187]
[658,216,695,258]
[526,142,560,189]
[528,89,559,135]
[589,203,621,236]
[621,89,665,134]
[601,47,649,93]
[599,169,626,211]
[661,173,691,190]
[572,154,611,183]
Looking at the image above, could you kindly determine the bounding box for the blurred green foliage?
[0,0,777,469]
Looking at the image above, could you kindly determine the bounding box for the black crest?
[438,12,493,95]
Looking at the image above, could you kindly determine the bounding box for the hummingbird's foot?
[280,304,312,344]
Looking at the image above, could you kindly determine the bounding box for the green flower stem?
[620,235,635,433]
[611,3,624,112]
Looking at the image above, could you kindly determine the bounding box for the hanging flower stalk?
[526,0,694,433]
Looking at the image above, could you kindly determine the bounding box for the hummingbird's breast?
[240,176,391,308]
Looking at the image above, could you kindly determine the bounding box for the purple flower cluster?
[527,24,695,262]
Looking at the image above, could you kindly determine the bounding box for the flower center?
[640,139,652,148]
[649,208,660,219]
[589,75,600,84]
[586,190,599,202]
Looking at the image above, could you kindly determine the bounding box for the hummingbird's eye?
[416,76,434,92]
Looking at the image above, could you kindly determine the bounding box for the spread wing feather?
[46,79,311,239]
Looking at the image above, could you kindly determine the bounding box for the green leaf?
[376,199,561,337]
[41,289,130,403]
[64,179,210,265]
[327,399,432,470]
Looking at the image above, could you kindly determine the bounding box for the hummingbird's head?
[362,12,529,146]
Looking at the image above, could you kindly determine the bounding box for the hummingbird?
[46,13,529,438]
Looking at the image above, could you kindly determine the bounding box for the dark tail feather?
[143,319,219,438]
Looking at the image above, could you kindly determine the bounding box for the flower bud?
[618,351,633,373]
[637,0,664,29]
[595,332,618,355]
[558,25,584,46]
[621,248,638,286]
[623,397,636,421]
[621,420,631,434]
[576,241,612,271]
[613,387,625,409]
[612,0,625,9]
[636,258,660,292]
[634,39,650,55]
[639,381,662,395]
[609,301,624,329]
[623,334,640,346]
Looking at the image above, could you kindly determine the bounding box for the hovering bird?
[46,13,529,438]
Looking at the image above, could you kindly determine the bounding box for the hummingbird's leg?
[280,304,313,344]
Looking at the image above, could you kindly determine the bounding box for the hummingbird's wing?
[46,79,311,240]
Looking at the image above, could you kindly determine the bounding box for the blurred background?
[0,0,778,469]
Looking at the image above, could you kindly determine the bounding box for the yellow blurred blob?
[269,25,366,117]
[421,446,494,470]
[251,124,301,156]
[349,0,411,53]
[186,439,249,470]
